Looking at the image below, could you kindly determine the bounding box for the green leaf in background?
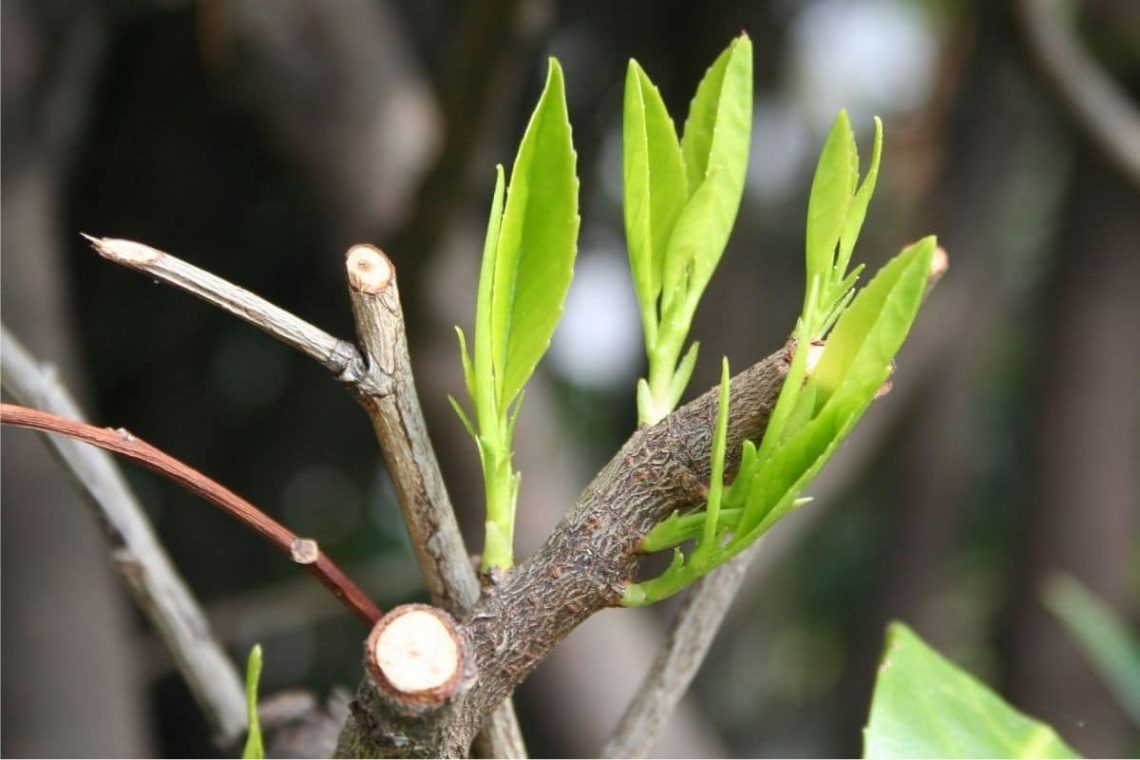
[865,623,1079,759]
[623,60,687,344]
[1043,573,1140,725]
[242,644,264,760]
[492,58,580,410]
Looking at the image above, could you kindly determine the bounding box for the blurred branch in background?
[1,0,150,754]
[1016,0,1140,190]
[1,329,247,745]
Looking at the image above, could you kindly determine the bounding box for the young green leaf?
[835,117,882,279]
[804,110,857,327]
[740,240,935,535]
[811,237,936,411]
[694,358,731,565]
[631,34,753,427]
[681,34,753,198]
[624,60,687,342]
[864,623,1079,759]
[492,59,580,409]
[242,644,264,760]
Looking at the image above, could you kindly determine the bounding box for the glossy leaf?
[681,34,753,197]
[624,60,687,338]
[492,59,580,409]
[804,110,857,319]
[835,118,882,279]
[812,237,935,411]
[742,240,933,537]
[865,623,1079,759]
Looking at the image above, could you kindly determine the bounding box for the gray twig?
[0,326,248,746]
[82,236,367,385]
[601,546,757,758]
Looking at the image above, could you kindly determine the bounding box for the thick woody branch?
[343,245,480,616]
[0,402,381,627]
[0,326,247,746]
[337,345,793,755]
[343,245,528,757]
[336,604,475,758]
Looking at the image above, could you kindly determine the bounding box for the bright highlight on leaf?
[242,644,264,760]
[864,623,1079,759]
[453,59,579,572]
[625,109,938,606]
[624,34,753,426]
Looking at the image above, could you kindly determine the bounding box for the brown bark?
[336,345,792,756]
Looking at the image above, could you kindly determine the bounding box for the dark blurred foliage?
[3,0,1137,757]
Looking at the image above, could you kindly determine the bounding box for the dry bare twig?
[0,402,382,626]
[83,235,525,757]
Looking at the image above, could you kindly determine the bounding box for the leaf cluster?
[452,60,579,571]
[626,113,936,605]
[624,35,753,426]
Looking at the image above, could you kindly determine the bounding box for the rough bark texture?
[336,345,791,756]
[345,247,526,755]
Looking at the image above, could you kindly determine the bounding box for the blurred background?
[3,0,1137,756]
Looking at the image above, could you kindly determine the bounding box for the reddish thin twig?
[1,403,382,626]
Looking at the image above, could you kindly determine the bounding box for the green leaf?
[681,34,753,197]
[865,623,1079,759]
[242,645,264,760]
[474,165,506,429]
[741,240,934,536]
[448,394,478,443]
[665,341,700,411]
[624,60,687,339]
[812,237,935,411]
[694,358,731,564]
[492,59,580,409]
[835,117,882,280]
[804,110,857,322]
[1043,573,1140,724]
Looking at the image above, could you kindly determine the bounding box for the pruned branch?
[344,245,481,615]
[336,344,794,756]
[343,244,528,757]
[0,401,381,627]
[85,235,525,756]
[0,326,248,746]
[82,236,371,388]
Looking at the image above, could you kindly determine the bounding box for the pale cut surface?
[374,610,459,693]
